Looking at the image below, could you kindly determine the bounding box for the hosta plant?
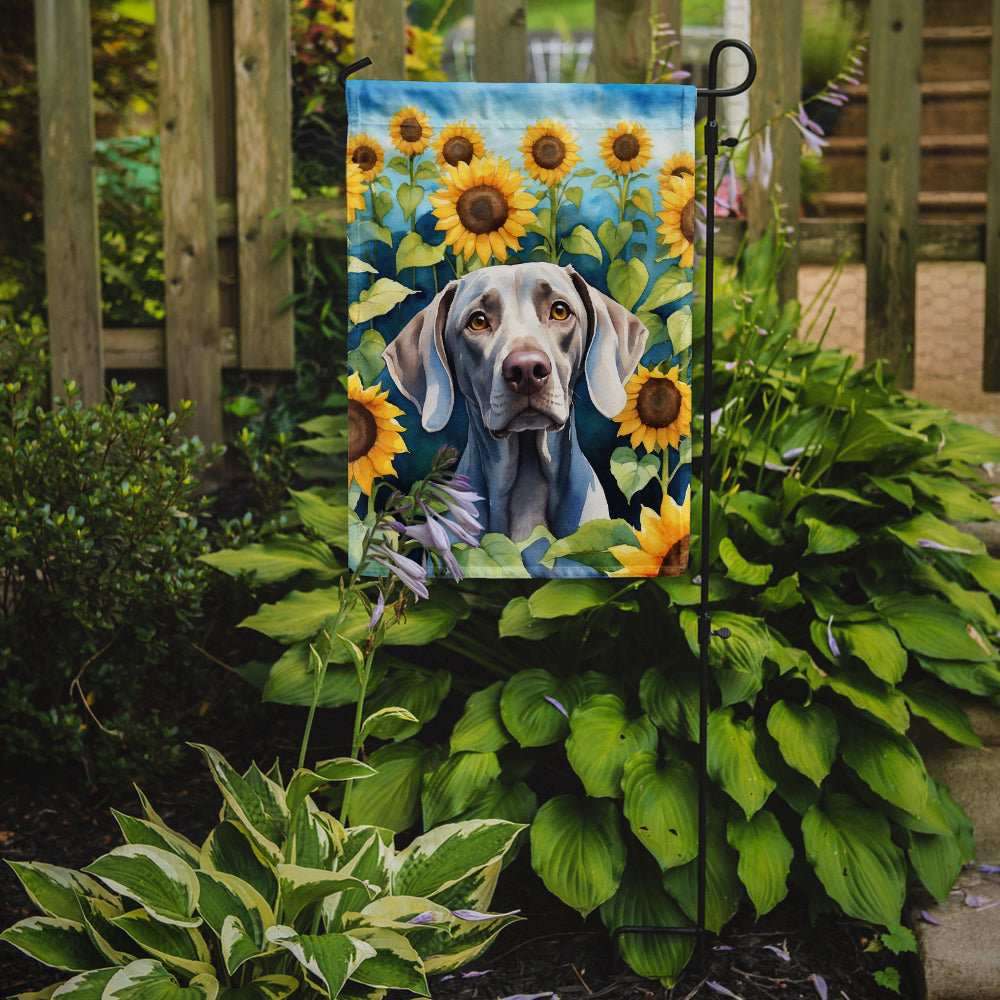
[1,744,523,999]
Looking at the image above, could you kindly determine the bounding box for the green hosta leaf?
[834,410,927,463]
[621,751,698,870]
[348,328,388,385]
[725,491,784,545]
[362,667,451,740]
[886,512,985,556]
[834,621,907,683]
[277,865,374,925]
[802,793,906,926]
[200,536,340,584]
[421,751,502,828]
[839,718,928,816]
[909,803,967,906]
[111,909,214,978]
[499,670,585,747]
[347,740,442,832]
[812,662,910,732]
[916,655,1000,697]
[718,536,772,586]
[660,811,741,933]
[392,820,524,900]
[346,926,428,994]
[566,695,658,798]
[5,862,118,922]
[610,447,660,503]
[395,231,447,270]
[765,701,838,786]
[200,822,278,910]
[453,779,538,827]
[875,594,995,662]
[967,553,1000,597]
[906,472,998,521]
[756,573,805,614]
[287,491,348,548]
[607,257,649,312]
[526,579,619,618]
[727,811,793,917]
[560,224,603,260]
[498,596,565,639]
[901,680,982,748]
[265,926,375,997]
[84,846,200,928]
[241,589,341,644]
[360,706,421,742]
[803,517,859,555]
[0,916,107,972]
[639,665,699,742]
[348,277,416,326]
[103,959,217,999]
[451,682,511,754]
[641,266,691,312]
[259,646,376,709]
[707,708,776,819]
[530,795,626,917]
[599,853,694,987]
[681,610,771,706]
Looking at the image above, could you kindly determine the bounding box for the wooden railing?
[32,0,1000,446]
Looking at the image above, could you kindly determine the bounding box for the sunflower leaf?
[610,447,660,503]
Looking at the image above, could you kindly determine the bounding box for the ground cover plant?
[201,224,1000,988]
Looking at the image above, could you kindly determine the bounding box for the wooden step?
[922,0,992,28]
[812,190,987,223]
[833,80,991,137]
[922,25,992,83]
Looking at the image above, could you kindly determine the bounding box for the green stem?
[339,642,378,826]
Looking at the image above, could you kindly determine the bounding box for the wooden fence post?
[864,0,923,389]
[157,0,223,445]
[594,0,656,84]
[746,0,801,305]
[354,0,407,80]
[474,0,526,82]
[983,0,1000,391]
[233,0,294,370]
[34,0,104,405]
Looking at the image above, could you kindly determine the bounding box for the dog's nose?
[502,350,552,396]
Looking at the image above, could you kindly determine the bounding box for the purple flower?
[917,538,972,554]
[401,506,464,580]
[706,983,742,999]
[428,481,484,539]
[747,125,773,190]
[763,944,790,961]
[367,591,385,631]
[544,695,569,718]
[827,616,841,658]
[812,974,828,1000]
[451,908,520,921]
[407,911,438,925]
[370,544,429,600]
[791,104,828,156]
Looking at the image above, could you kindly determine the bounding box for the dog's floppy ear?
[382,282,457,432]
[568,266,648,418]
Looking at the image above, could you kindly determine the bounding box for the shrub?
[1,743,524,998]
[0,316,220,783]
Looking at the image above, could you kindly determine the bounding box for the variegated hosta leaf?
[565,695,658,798]
[345,926,429,995]
[726,810,793,918]
[621,751,699,871]
[802,793,906,926]
[110,908,214,979]
[0,916,107,972]
[391,820,525,901]
[288,802,343,870]
[45,966,118,997]
[450,682,511,754]
[214,975,299,1000]
[706,707,776,819]
[265,926,376,998]
[195,871,274,974]
[4,861,118,922]
[276,864,375,925]
[102,958,218,999]
[112,810,202,868]
[422,907,522,975]
[191,745,288,863]
[765,700,838,786]
[529,795,626,917]
[421,860,501,916]
[83,846,200,928]
[420,751,502,829]
[77,894,136,966]
[200,822,278,910]
[323,829,393,931]
[599,854,694,987]
[285,760,375,824]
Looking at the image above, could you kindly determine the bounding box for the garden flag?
[346,79,697,579]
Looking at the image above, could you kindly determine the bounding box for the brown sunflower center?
[613,132,641,162]
[456,184,509,235]
[348,398,377,462]
[657,535,690,576]
[636,377,682,428]
[532,135,567,170]
[353,145,377,171]
[399,117,424,143]
[680,198,695,242]
[442,135,475,166]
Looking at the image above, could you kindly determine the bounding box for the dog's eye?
[550,301,571,321]
[468,311,489,331]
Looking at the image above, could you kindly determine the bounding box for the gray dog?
[382,262,647,541]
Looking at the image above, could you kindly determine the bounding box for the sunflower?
[346,133,384,182]
[599,120,654,175]
[608,489,690,577]
[614,363,692,452]
[659,151,696,184]
[657,171,696,268]
[389,106,433,156]
[428,156,539,266]
[347,372,407,496]
[432,120,487,169]
[346,161,368,224]
[519,119,582,186]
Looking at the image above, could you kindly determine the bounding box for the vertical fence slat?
[594,0,655,84]
[864,0,923,389]
[157,0,223,445]
[983,0,1000,390]
[474,0,526,82]
[233,0,294,369]
[746,0,801,304]
[34,0,103,405]
[354,0,407,80]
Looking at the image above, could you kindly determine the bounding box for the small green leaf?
[598,219,634,259]
[347,328,388,385]
[610,447,660,503]
[349,277,417,326]
[395,231,447,271]
[607,257,649,312]
[640,267,692,312]
[560,224,603,260]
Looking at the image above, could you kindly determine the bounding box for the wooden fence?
[33,0,1000,446]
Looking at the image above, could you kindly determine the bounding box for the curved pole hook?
[338,57,373,90]
[698,38,757,99]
